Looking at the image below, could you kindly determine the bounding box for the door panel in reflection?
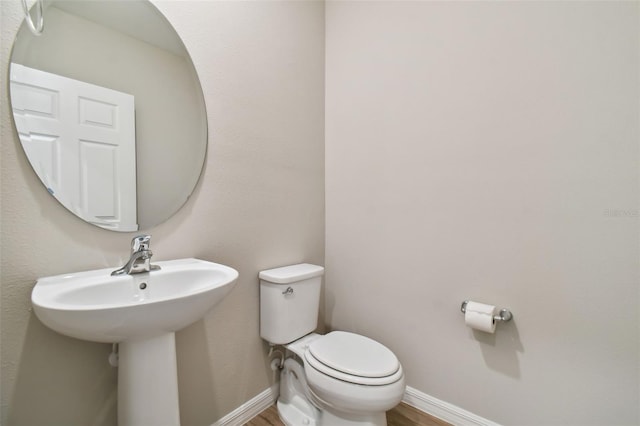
[10,63,138,231]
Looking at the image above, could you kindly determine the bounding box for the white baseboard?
[403,386,501,426]
[210,383,498,426]
[211,383,279,426]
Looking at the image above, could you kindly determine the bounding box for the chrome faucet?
[111,235,161,276]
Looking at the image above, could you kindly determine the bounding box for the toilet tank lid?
[259,263,324,284]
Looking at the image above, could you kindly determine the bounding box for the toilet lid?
[307,331,400,379]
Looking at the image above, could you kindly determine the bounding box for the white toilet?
[259,264,405,426]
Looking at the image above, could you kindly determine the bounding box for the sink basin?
[31,257,238,425]
[32,258,238,343]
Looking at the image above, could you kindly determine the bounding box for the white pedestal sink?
[31,258,239,426]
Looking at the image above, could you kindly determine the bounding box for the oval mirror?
[9,0,207,232]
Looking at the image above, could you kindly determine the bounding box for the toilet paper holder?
[460,300,513,322]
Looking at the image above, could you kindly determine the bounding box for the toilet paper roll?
[464,301,497,333]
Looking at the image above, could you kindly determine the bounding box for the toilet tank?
[259,263,324,345]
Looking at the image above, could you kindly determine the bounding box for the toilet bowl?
[259,264,405,426]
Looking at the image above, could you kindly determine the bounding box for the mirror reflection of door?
[10,63,138,231]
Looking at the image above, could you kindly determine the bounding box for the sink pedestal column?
[118,332,180,426]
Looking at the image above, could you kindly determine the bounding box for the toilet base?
[277,398,318,426]
[277,357,388,426]
[277,398,387,426]
[278,359,320,426]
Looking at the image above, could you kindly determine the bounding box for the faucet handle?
[131,235,151,253]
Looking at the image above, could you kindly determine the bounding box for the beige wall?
[0,0,325,424]
[325,1,639,425]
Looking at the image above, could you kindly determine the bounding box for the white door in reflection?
[10,63,138,231]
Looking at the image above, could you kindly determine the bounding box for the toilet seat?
[304,331,403,386]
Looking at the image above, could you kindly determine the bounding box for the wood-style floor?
[245,402,451,426]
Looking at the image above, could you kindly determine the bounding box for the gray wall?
[0,1,325,424]
[325,1,639,425]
